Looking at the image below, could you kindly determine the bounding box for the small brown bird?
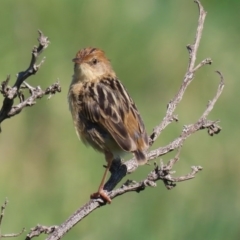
[68,48,148,203]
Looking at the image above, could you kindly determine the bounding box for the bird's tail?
[134,150,147,165]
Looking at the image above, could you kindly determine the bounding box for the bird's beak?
[72,58,82,64]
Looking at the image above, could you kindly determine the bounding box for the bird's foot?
[90,189,111,204]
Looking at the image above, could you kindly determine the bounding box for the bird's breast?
[68,82,125,158]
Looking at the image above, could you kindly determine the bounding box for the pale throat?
[73,64,103,83]
[73,63,116,84]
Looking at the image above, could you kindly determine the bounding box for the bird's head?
[72,48,115,81]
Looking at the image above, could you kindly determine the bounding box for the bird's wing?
[79,77,148,153]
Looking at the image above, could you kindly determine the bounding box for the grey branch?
[0,199,25,238]
[41,151,204,240]
[0,30,61,132]
[6,81,61,118]
[22,1,225,240]
[149,0,209,145]
[25,225,58,240]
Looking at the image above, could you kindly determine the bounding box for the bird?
[68,47,149,203]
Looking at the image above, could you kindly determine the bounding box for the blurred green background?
[0,0,239,239]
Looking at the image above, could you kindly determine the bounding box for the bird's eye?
[92,58,98,65]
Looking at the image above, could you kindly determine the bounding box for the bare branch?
[41,149,203,240]
[187,0,207,71]
[148,74,224,160]
[192,58,212,73]
[13,30,49,90]
[149,0,207,145]
[0,199,25,239]
[6,81,61,118]
[0,199,8,227]
[0,30,61,132]
[201,71,224,119]
[1,229,25,239]
[25,225,58,240]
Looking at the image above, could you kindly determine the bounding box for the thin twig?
[0,199,8,227]
[0,199,25,239]
[187,0,207,71]
[7,81,61,118]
